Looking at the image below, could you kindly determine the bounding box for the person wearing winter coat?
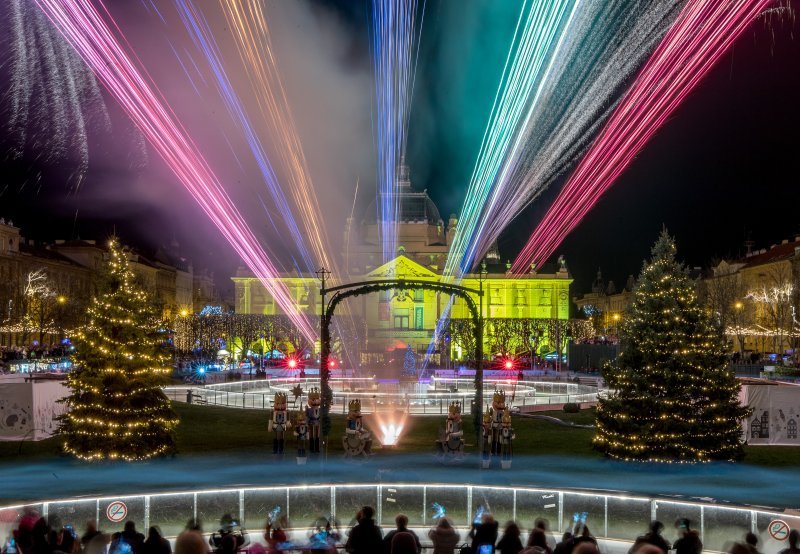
[344,507,383,554]
[428,518,460,554]
[629,521,671,554]
[673,519,702,554]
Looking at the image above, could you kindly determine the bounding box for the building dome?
[362,161,443,225]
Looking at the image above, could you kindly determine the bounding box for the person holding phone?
[469,513,498,554]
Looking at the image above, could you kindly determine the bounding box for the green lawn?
[1,403,797,466]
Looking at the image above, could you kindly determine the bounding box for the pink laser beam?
[34,0,316,341]
[511,0,772,274]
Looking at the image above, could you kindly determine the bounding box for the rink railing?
[164,378,600,414]
[0,484,797,554]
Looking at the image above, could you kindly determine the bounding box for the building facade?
[572,270,635,336]
[707,236,800,356]
[0,219,225,347]
[233,175,572,362]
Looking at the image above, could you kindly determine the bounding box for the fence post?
[423,487,427,526]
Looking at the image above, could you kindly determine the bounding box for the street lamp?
[315,267,331,456]
[476,260,488,462]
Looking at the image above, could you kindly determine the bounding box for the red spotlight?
[328,359,337,368]
[504,360,514,370]
[287,358,297,369]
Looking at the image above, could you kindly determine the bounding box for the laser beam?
[370,0,422,263]
[216,0,340,278]
[35,0,316,341]
[512,0,772,273]
[175,0,316,273]
[444,0,581,279]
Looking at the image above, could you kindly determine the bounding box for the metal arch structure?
[317,276,484,452]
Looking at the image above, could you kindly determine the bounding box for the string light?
[594,232,750,463]
[58,239,179,461]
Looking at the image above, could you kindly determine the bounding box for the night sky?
[1,0,798,297]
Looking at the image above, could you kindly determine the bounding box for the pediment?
[365,255,438,279]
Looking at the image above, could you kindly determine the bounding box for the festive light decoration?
[370,0,422,262]
[594,232,750,463]
[58,239,179,461]
[512,0,771,273]
[445,0,581,277]
[34,0,315,342]
[198,0,338,276]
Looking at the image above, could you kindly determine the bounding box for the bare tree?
[746,265,796,355]
[703,265,750,354]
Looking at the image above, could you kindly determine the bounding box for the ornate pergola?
[316,271,485,452]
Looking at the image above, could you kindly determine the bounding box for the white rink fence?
[164,378,600,414]
[1,484,798,553]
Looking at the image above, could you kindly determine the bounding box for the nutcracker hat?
[448,401,461,416]
[294,412,305,425]
[348,398,361,412]
[274,392,288,405]
[308,387,321,402]
[492,390,506,404]
[502,411,512,425]
[482,410,492,424]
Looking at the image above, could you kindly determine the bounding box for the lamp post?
[475,260,488,458]
[315,267,331,455]
[734,301,744,354]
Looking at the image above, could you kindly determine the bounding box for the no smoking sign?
[769,520,790,541]
[106,501,128,523]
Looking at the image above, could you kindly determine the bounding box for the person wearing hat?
[629,521,671,554]
[673,519,702,554]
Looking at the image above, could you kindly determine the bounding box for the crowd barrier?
[164,378,600,414]
[1,484,797,554]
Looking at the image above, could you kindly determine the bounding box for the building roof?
[740,238,800,269]
[18,242,89,269]
[361,164,443,225]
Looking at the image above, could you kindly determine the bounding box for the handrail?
[0,483,795,554]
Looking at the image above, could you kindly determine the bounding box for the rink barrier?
[0,483,797,553]
[164,378,600,414]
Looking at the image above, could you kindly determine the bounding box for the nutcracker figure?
[343,399,372,457]
[481,410,492,469]
[500,411,514,469]
[437,401,464,458]
[294,412,308,464]
[489,390,506,457]
[271,392,290,455]
[306,387,322,454]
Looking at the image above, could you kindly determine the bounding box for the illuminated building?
[233,165,572,362]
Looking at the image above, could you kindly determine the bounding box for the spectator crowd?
[4,507,795,554]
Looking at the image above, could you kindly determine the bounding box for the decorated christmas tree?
[594,230,749,462]
[402,344,416,377]
[58,238,178,461]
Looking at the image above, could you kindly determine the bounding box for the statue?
[489,390,506,458]
[500,411,515,469]
[271,392,290,455]
[481,410,492,469]
[436,401,464,460]
[342,399,372,457]
[293,412,308,464]
[306,387,322,454]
